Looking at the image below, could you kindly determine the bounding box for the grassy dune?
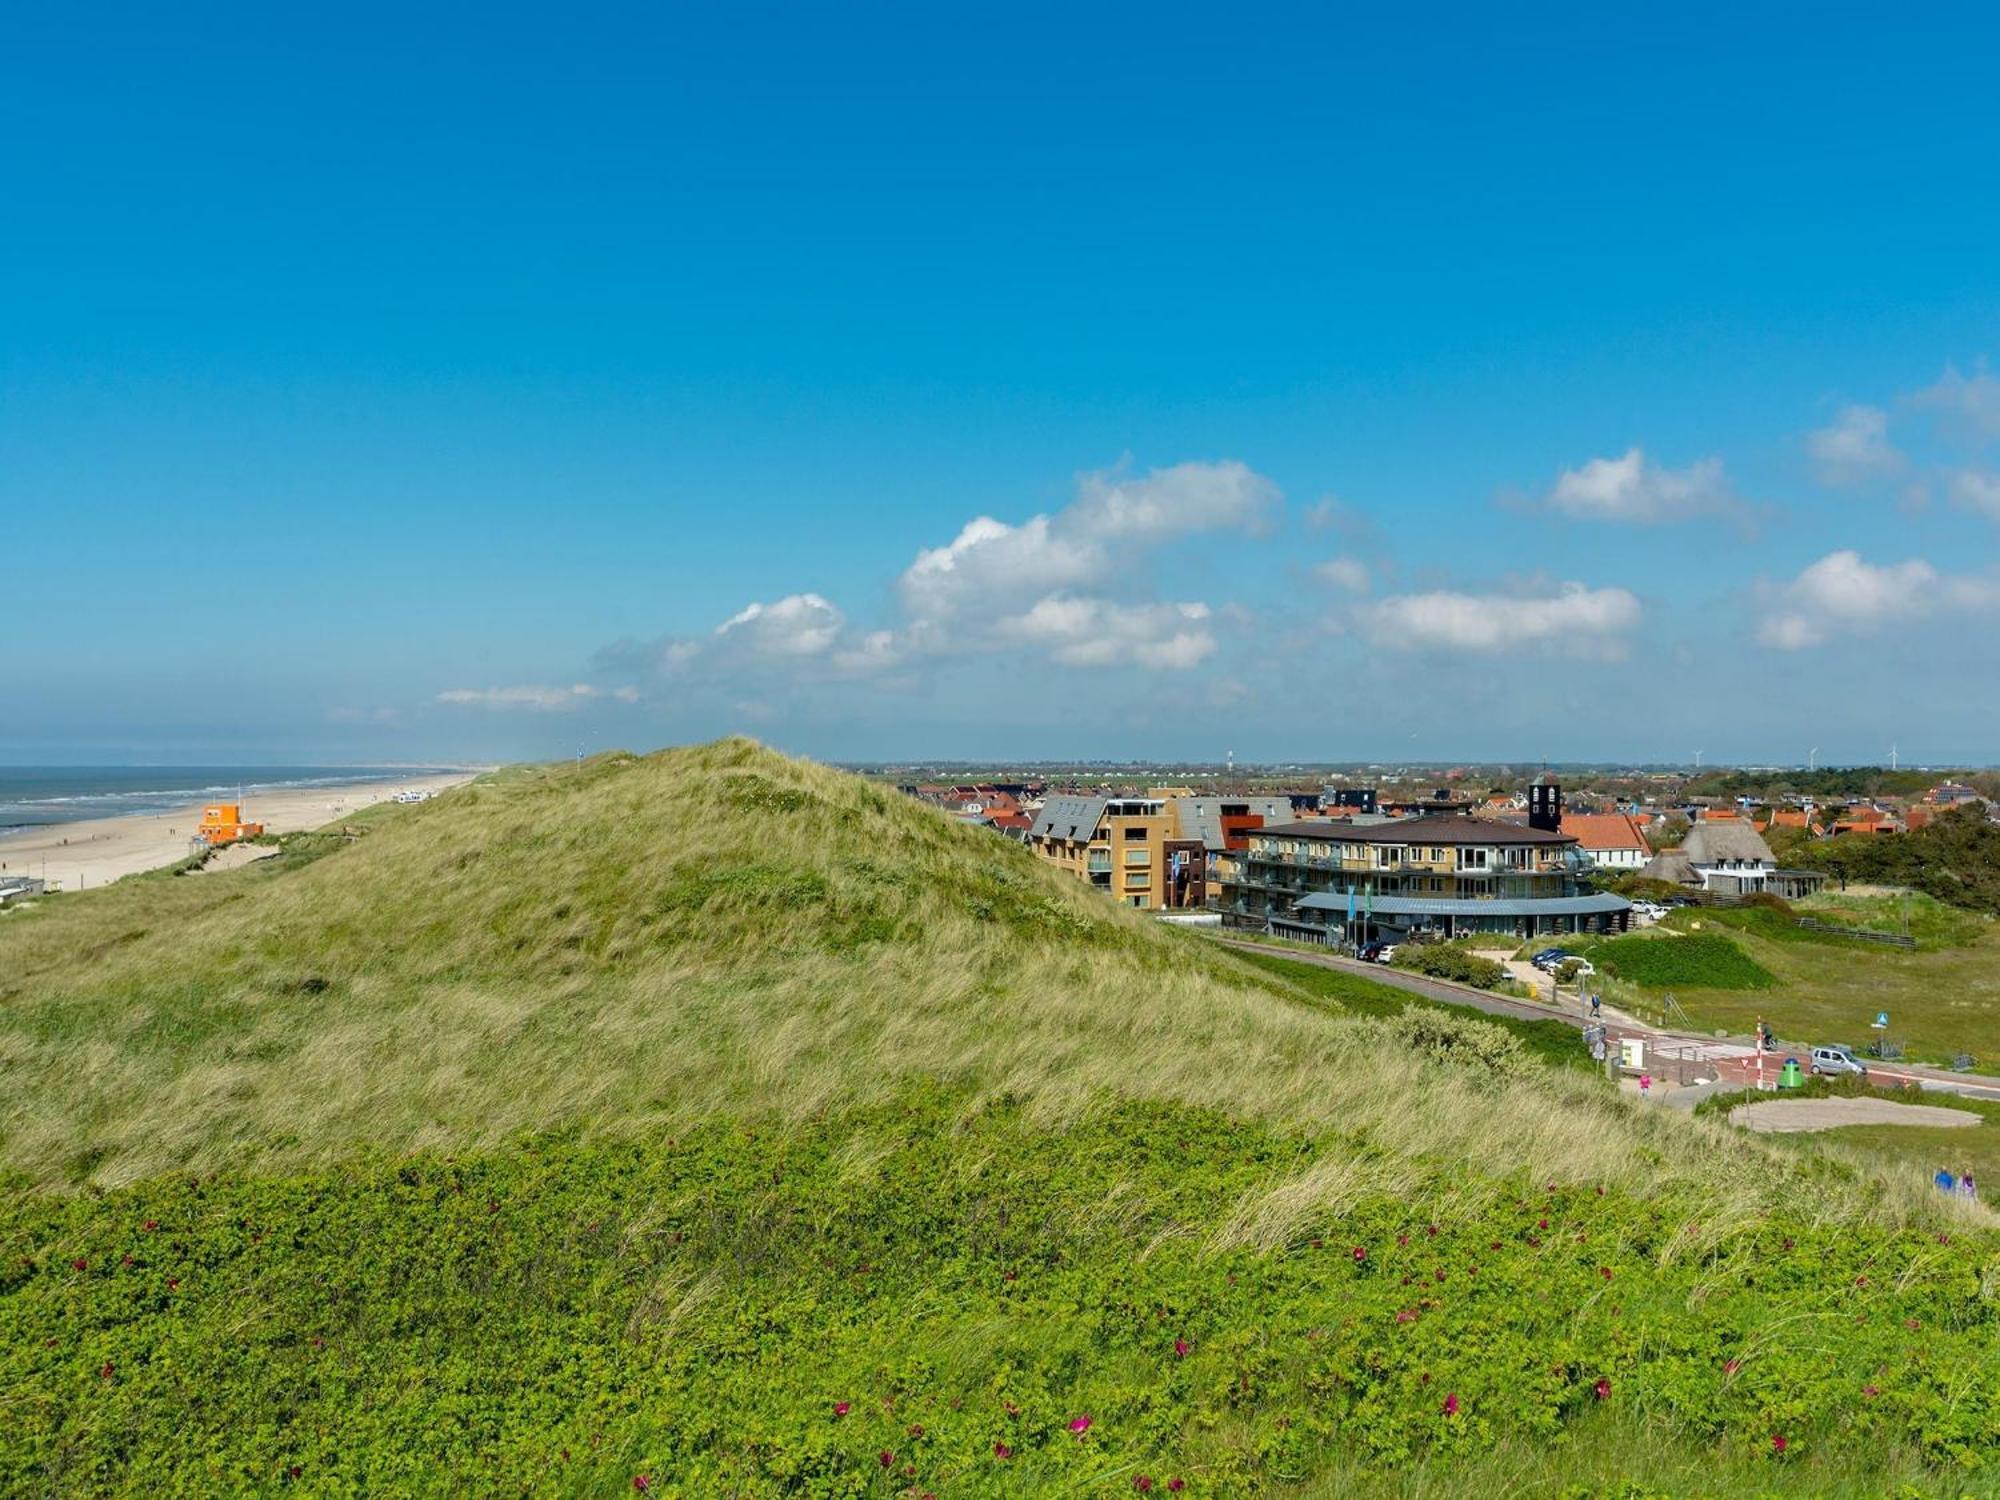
[2,741,1996,1493]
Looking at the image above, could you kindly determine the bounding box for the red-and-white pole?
[1756,1015,1765,1091]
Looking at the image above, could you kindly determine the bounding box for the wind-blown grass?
[1,740,1995,1491]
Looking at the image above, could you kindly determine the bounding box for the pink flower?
[1173,1338,1189,1358]
[1396,1233,1409,1246]
[1771,1434,1788,1453]
[1863,1384,1880,1398]
[878,1450,894,1468]
[1396,1309,1417,1323]
[631,1477,650,1494]
[1168,1482,1185,1494]
[1425,1224,1439,1237]
[1724,1358,1740,1375]
[1441,1392,1459,1416]
[1593,1378,1611,1401]
[833,1401,850,1417]
[1537,1217,1549,1230]
[1069,1416,1092,1434]
[1134,1479,1153,1493]
[994,1442,1013,1460]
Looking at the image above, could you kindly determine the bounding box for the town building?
[1025,793,1292,910]
[1561,812,1652,870]
[1639,822,1825,899]
[1223,815,1630,944]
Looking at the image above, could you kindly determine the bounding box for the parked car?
[1530,947,1570,969]
[1356,942,1388,963]
[1374,945,1399,965]
[1809,1044,1868,1078]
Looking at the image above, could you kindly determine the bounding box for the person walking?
[1935,1167,1958,1195]
[1960,1170,1978,1202]
[1638,1072,1652,1100]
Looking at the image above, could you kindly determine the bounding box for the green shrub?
[1391,944,1507,990]
[7,1090,1993,1493]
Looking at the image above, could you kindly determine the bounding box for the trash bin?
[1780,1057,1802,1089]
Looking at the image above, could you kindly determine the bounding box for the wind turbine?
[1890,743,1899,772]
[1694,749,1704,769]
[1808,747,1818,772]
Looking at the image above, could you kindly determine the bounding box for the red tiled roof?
[1560,812,1649,853]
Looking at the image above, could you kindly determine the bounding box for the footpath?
[1211,935,2000,1107]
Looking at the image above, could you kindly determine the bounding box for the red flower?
[1724,1358,1740,1375]
[72,1258,87,1272]
[1939,1232,1952,1245]
[1771,1434,1788,1453]
[1173,1338,1190,1357]
[1352,1246,1366,1262]
[1168,1482,1185,1494]
[1854,1274,1869,1287]
[1863,1384,1880,1398]
[100,1362,114,1380]
[632,1477,650,1493]
[878,1450,894,1468]
[167,1277,180,1290]
[833,1401,850,1417]
[1537,1217,1549,1230]
[1426,1224,1439,1237]
[1135,1479,1153,1493]
[1441,1392,1459,1416]
[143,1220,159,1232]
[1593,1378,1611,1401]
[994,1442,1013,1460]
[1069,1416,1092,1434]
[1396,1233,1409,1246]
[1600,1267,1614,1280]
[1396,1309,1417,1323]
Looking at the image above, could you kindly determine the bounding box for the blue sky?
[6,4,1999,765]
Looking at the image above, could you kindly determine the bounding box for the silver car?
[1810,1044,1867,1078]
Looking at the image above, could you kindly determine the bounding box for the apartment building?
[1025,793,1295,910]
[1224,814,1631,943]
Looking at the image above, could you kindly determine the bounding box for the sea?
[0,766,456,835]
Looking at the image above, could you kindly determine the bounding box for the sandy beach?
[0,771,480,893]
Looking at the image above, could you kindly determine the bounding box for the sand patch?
[1729,1097,1980,1133]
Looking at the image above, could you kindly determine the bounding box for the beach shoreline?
[0,770,481,893]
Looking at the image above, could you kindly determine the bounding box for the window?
[1125,872,1151,889]
[1124,848,1151,866]
[1123,825,1147,840]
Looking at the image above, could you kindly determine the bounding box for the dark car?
[1530,947,1572,970]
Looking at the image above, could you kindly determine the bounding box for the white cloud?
[1806,404,1904,486]
[1948,468,2000,521]
[1360,582,1641,656]
[1064,459,1278,543]
[1910,363,2000,442]
[898,513,1101,628]
[1545,447,1739,523]
[436,683,638,712]
[1756,549,2000,649]
[1314,556,1371,593]
[713,593,845,657]
[997,595,1217,669]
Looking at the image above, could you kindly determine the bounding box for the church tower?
[1528,772,1563,833]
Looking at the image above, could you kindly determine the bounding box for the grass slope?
[1,741,1996,1493]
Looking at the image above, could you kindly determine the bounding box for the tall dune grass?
[0,740,1972,1235]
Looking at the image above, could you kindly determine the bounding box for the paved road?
[1213,935,2000,1103]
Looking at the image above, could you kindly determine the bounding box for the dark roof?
[1294,891,1629,918]
[1027,795,1107,843]
[1253,814,1575,847]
